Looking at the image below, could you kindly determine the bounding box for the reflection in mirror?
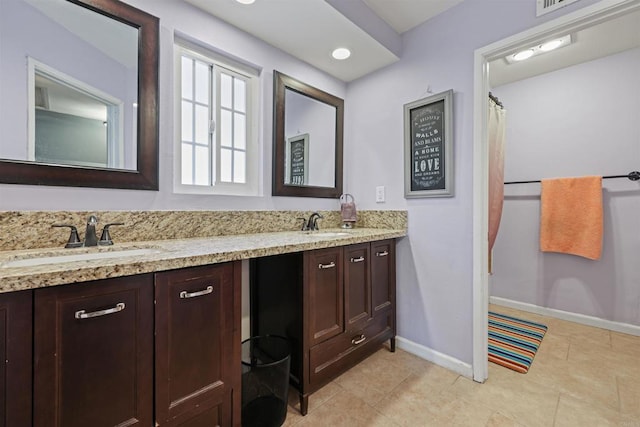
[0,0,159,190]
[273,71,343,198]
[284,90,336,187]
[285,133,309,185]
[31,61,132,169]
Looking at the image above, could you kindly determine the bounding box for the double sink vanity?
[0,210,406,427]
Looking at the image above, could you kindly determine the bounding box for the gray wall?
[343,0,602,364]
[491,48,640,326]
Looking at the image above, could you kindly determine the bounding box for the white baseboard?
[395,336,474,378]
[490,296,640,337]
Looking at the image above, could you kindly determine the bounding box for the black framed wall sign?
[403,89,454,198]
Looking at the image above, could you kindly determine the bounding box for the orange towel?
[540,176,603,260]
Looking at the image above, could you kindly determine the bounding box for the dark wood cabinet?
[306,247,344,347]
[251,239,396,415]
[16,261,240,427]
[344,243,372,332]
[34,274,154,427]
[155,263,240,427]
[371,239,396,350]
[0,290,32,427]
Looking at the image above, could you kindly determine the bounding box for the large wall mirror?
[272,71,343,198]
[0,0,159,190]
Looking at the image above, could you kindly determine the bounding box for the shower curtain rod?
[504,171,640,185]
[488,92,503,108]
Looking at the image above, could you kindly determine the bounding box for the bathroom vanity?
[251,239,396,415]
[0,221,405,427]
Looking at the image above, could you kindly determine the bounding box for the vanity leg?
[390,337,396,353]
[299,393,309,416]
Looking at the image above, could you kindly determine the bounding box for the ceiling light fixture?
[505,34,572,64]
[539,39,564,52]
[235,0,255,4]
[512,49,534,61]
[332,47,351,60]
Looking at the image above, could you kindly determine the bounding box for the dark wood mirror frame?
[0,0,159,190]
[272,71,343,198]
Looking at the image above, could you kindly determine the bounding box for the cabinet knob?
[350,256,365,263]
[375,251,389,257]
[318,262,336,270]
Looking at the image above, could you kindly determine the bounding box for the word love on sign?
[403,90,454,198]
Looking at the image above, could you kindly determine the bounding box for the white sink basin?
[1,248,162,269]
[305,232,351,238]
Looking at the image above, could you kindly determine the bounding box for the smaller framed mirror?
[272,71,343,198]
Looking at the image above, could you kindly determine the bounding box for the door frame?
[471,0,640,382]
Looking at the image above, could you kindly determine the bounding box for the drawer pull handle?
[180,286,214,299]
[318,262,336,270]
[350,256,365,263]
[351,334,366,345]
[376,251,389,257]
[75,302,125,319]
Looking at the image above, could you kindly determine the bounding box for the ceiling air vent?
[537,0,581,17]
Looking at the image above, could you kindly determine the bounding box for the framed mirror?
[0,0,159,190]
[272,71,343,198]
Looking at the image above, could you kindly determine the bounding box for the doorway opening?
[472,0,640,382]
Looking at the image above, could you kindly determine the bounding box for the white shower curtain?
[488,98,507,259]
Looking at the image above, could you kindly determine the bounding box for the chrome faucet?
[84,215,99,247]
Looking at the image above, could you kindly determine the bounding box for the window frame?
[173,41,260,196]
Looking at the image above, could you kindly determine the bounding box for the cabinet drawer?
[308,312,393,386]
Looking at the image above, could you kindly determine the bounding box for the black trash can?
[241,335,291,427]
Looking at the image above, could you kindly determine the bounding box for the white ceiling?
[363,0,464,33]
[185,0,639,85]
[184,0,461,82]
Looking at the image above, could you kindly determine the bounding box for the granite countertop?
[0,228,406,293]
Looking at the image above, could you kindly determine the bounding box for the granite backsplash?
[0,210,407,251]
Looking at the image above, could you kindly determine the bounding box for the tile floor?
[282,306,640,426]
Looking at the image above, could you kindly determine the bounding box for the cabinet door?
[305,247,343,347]
[155,263,238,427]
[34,275,154,427]
[371,240,395,318]
[0,290,32,427]
[344,243,371,332]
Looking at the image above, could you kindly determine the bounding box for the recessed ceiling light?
[505,34,572,64]
[539,39,564,52]
[332,48,351,60]
[512,49,534,61]
[235,0,255,4]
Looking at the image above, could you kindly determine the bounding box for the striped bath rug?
[488,311,547,374]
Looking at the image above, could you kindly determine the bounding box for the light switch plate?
[375,186,385,203]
